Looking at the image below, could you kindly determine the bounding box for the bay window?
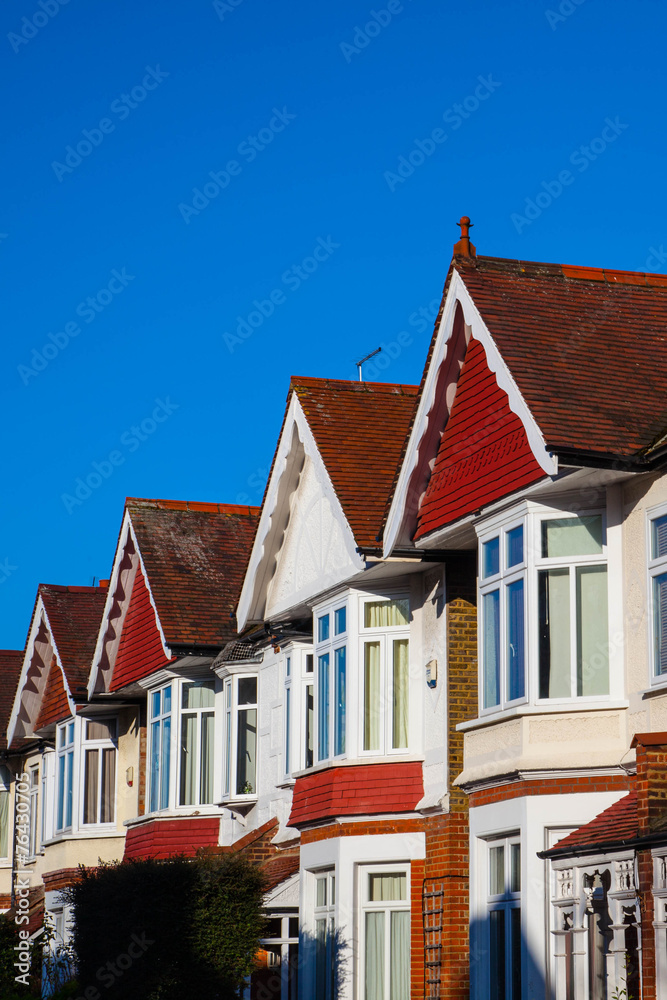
[649,509,667,679]
[361,597,410,753]
[361,866,410,1000]
[478,507,609,712]
[315,604,347,763]
[487,837,522,1000]
[56,721,74,832]
[82,718,117,825]
[149,685,172,812]
[223,674,258,798]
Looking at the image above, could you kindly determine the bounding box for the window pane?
[576,566,609,696]
[507,580,525,702]
[483,537,500,579]
[83,749,99,824]
[392,639,409,749]
[538,569,571,699]
[86,719,117,741]
[318,654,330,760]
[364,599,409,628]
[334,647,346,756]
[160,717,171,809]
[334,607,347,635]
[506,526,524,568]
[305,654,314,674]
[305,685,314,769]
[390,910,410,1000]
[363,642,381,751]
[285,687,291,773]
[57,755,65,830]
[316,919,329,998]
[286,656,291,677]
[151,690,161,719]
[510,908,522,1000]
[200,713,214,804]
[316,877,327,907]
[180,714,197,805]
[238,677,257,705]
[163,685,172,714]
[101,748,116,823]
[182,680,215,709]
[489,910,506,1000]
[483,591,500,709]
[236,708,257,795]
[542,516,603,557]
[150,720,160,812]
[0,791,8,857]
[652,514,667,560]
[365,912,385,1000]
[224,704,231,797]
[654,573,667,676]
[510,844,521,893]
[489,846,505,895]
[318,615,330,642]
[65,752,73,828]
[369,873,407,901]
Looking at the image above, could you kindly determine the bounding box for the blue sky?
[0,0,664,648]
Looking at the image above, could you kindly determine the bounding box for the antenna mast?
[356,347,381,382]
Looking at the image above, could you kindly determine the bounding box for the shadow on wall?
[469,916,547,1000]
[250,927,349,1000]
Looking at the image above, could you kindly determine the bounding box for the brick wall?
[468,773,630,809]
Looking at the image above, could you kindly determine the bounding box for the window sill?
[641,682,667,700]
[219,796,258,808]
[457,699,630,732]
[124,808,224,828]
[42,829,123,846]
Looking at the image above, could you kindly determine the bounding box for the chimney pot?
[453,215,476,257]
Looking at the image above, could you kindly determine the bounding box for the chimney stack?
[632,732,667,835]
[453,215,476,257]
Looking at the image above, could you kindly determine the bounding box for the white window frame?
[302,652,314,771]
[478,516,527,714]
[178,679,216,808]
[358,862,411,1000]
[55,720,75,833]
[222,673,258,801]
[0,766,11,861]
[358,593,411,757]
[80,717,118,828]
[648,501,667,686]
[476,502,611,717]
[314,601,348,765]
[148,682,173,814]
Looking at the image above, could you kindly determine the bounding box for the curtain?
[364,643,381,751]
[507,580,525,701]
[182,681,215,710]
[543,516,603,558]
[365,912,385,1000]
[87,719,116,740]
[83,749,99,824]
[335,647,346,756]
[180,715,197,805]
[654,573,667,675]
[315,919,327,997]
[539,569,571,698]
[489,846,505,895]
[483,592,500,708]
[0,790,8,858]
[236,708,257,794]
[390,911,410,1000]
[369,874,406,902]
[101,748,116,823]
[365,600,409,628]
[577,566,609,696]
[392,640,409,749]
[199,712,214,803]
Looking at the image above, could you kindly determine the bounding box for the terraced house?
[4,221,667,1000]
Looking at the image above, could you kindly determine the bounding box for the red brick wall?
[469,773,630,808]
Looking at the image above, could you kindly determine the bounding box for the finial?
[453,215,476,257]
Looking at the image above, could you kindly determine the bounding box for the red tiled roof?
[39,585,107,696]
[549,792,638,855]
[126,499,260,648]
[291,379,419,548]
[262,853,300,892]
[0,651,23,751]
[454,255,667,458]
[123,817,220,860]
[288,762,424,827]
[33,660,71,731]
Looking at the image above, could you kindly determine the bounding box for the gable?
[416,337,546,538]
[265,453,362,620]
[110,564,173,692]
[33,658,72,732]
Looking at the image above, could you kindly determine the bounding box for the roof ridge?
[459,254,667,287]
[39,584,104,595]
[291,376,419,393]
[125,497,260,515]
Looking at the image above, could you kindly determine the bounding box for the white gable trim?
[88,511,171,697]
[7,597,76,746]
[383,270,558,556]
[237,393,364,631]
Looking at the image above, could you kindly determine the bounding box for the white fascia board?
[237,393,364,631]
[7,597,75,746]
[383,270,558,557]
[87,511,171,698]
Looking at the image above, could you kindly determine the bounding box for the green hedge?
[63,852,266,1000]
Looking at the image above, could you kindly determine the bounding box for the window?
[284,657,292,777]
[361,866,410,1000]
[487,837,521,1000]
[0,767,10,858]
[56,721,74,832]
[480,522,526,711]
[538,515,608,699]
[82,719,117,824]
[257,913,299,1000]
[180,681,215,805]
[315,604,347,763]
[361,597,410,754]
[28,766,39,858]
[223,675,258,797]
[649,510,667,678]
[314,870,336,1000]
[149,685,172,813]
